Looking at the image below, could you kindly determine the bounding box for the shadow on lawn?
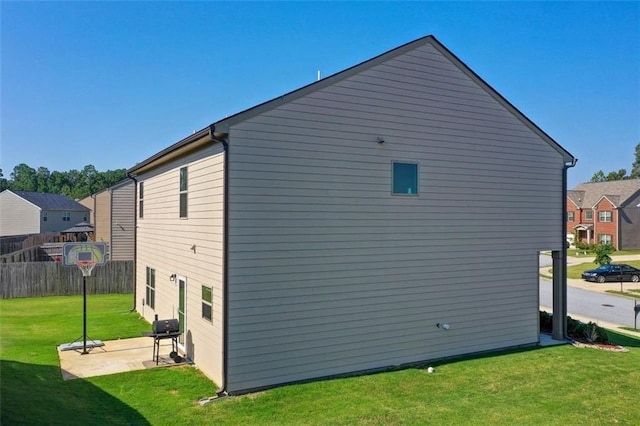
[0,359,149,425]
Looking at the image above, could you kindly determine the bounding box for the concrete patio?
[57,336,187,380]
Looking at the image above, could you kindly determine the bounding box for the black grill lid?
[152,319,180,334]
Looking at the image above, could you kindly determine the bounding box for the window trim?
[392,161,419,196]
[585,210,593,220]
[201,285,213,322]
[145,267,155,310]
[179,167,188,218]
[567,211,575,222]
[63,212,71,222]
[598,210,612,223]
[138,182,144,219]
[598,234,612,245]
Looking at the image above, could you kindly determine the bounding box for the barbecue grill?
[144,318,182,364]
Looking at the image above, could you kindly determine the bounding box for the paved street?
[540,278,640,328]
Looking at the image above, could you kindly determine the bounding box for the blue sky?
[1,1,638,188]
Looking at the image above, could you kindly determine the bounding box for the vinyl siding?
[135,143,225,385]
[94,191,111,244]
[110,180,135,260]
[0,191,40,236]
[225,43,565,392]
[620,192,640,250]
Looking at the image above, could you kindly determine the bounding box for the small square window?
[585,211,593,220]
[392,162,418,195]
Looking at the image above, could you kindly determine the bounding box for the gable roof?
[129,35,575,175]
[7,190,90,211]
[568,180,640,209]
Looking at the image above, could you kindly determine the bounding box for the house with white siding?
[0,190,90,237]
[128,35,576,395]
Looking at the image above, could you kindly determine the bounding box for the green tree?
[10,164,37,191]
[593,244,614,266]
[35,167,51,192]
[631,142,640,178]
[590,168,628,182]
[0,169,9,191]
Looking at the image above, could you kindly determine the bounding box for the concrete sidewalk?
[58,336,187,380]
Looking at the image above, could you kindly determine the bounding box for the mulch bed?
[567,339,628,352]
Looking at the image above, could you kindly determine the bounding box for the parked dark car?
[581,264,640,283]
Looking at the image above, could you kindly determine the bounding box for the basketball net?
[77,261,97,277]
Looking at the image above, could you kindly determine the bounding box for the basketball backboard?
[62,242,107,266]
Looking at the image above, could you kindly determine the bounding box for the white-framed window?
[202,285,212,322]
[43,212,48,222]
[145,267,155,309]
[179,167,188,218]
[138,182,144,219]
[585,210,593,220]
[392,162,418,196]
[567,211,575,222]
[598,234,612,244]
[598,211,612,222]
[63,212,71,222]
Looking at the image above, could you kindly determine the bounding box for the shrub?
[593,243,615,266]
[542,313,609,343]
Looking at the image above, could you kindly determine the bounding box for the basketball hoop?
[76,260,97,277]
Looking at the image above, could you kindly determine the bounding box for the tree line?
[590,142,640,182]
[0,164,127,200]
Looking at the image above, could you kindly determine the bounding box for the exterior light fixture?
[170,274,177,282]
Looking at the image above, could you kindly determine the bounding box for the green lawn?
[567,249,640,257]
[2,295,640,425]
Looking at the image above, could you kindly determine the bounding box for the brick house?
[567,180,640,249]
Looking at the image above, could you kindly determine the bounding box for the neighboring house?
[128,35,575,395]
[78,195,95,224]
[567,180,640,250]
[0,190,90,237]
[93,179,135,260]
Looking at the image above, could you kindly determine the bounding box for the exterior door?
[178,276,186,346]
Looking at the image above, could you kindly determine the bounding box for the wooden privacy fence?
[0,261,133,299]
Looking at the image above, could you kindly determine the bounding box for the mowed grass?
[1,295,640,425]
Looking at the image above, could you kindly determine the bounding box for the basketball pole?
[82,274,88,355]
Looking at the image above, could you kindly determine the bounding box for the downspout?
[553,157,577,340]
[210,125,229,398]
[128,174,138,312]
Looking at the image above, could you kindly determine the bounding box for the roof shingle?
[569,180,640,208]
[10,190,89,211]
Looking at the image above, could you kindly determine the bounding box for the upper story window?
[43,212,48,222]
[598,211,612,223]
[585,210,593,220]
[138,182,144,219]
[392,162,418,196]
[63,212,71,222]
[567,212,575,222]
[179,167,188,218]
